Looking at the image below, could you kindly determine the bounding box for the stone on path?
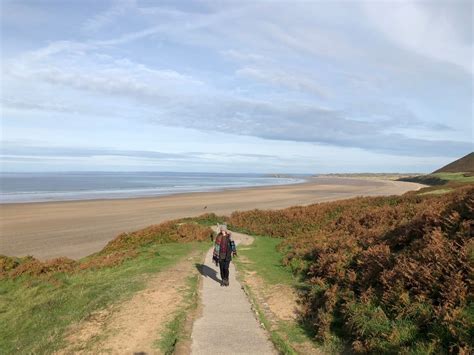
[190,232,276,354]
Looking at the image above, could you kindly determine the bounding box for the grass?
[399,172,473,197]
[155,274,201,354]
[400,172,474,187]
[234,235,324,354]
[238,280,297,355]
[0,241,210,354]
[433,172,474,183]
[419,188,454,195]
[236,236,296,286]
[180,213,225,227]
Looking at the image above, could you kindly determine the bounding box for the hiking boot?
[224,279,229,286]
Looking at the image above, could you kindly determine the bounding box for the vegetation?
[0,219,212,354]
[240,280,298,355]
[399,151,474,189]
[236,236,296,286]
[2,175,472,354]
[156,274,201,354]
[102,218,213,254]
[436,172,474,182]
[399,172,474,187]
[228,186,474,353]
[419,188,454,196]
[235,236,324,354]
[433,152,473,174]
[179,212,223,226]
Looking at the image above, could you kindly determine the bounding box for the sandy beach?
[0,177,424,260]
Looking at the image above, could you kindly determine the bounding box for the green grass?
[433,172,474,183]
[400,172,474,187]
[239,281,298,355]
[234,236,325,354]
[419,188,454,196]
[182,213,226,227]
[277,320,312,344]
[236,236,296,286]
[0,242,210,354]
[155,274,201,354]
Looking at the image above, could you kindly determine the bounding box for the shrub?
[0,255,77,278]
[228,186,474,353]
[1,219,213,279]
[102,220,212,253]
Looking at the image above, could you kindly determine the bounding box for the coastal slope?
[433,152,474,173]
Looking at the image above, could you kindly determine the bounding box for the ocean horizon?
[0,171,307,204]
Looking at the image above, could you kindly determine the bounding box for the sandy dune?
[0,177,424,260]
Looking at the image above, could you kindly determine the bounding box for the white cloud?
[220,49,265,62]
[2,0,471,169]
[236,66,328,97]
[363,1,473,73]
[82,0,136,33]
[4,50,203,103]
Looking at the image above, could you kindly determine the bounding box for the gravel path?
[190,231,276,354]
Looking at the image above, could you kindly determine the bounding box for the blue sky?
[1,0,472,173]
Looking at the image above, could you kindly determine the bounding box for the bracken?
[228,186,474,353]
[1,220,213,279]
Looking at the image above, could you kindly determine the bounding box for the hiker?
[212,225,237,286]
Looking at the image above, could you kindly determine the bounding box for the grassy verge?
[155,273,201,354]
[240,281,297,355]
[399,172,474,187]
[181,213,226,227]
[419,188,454,195]
[434,172,474,182]
[0,241,210,354]
[234,236,324,354]
[236,236,296,286]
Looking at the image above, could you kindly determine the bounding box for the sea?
[0,172,306,204]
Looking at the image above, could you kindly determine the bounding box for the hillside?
[399,152,474,188]
[0,220,214,354]
[1,185,473,354]
[228,186,474,353]
[434,152,474,173]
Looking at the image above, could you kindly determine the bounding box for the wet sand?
[0,177,424,260]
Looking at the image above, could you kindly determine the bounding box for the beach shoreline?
[0,175,308,206]
[0,176,425,260]
[0,172,307,204]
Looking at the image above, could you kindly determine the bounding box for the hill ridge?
[433,152,474,173]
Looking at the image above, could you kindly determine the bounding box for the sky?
[1,0,472,173]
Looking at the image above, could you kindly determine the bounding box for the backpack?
[219,234,230,259]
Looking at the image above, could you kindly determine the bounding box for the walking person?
[212,225,237,286]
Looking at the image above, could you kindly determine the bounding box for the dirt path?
[190,231,277,354]
[57,250,204,354]
[241,268,322,354]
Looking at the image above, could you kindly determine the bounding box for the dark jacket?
[213,232,237,262]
